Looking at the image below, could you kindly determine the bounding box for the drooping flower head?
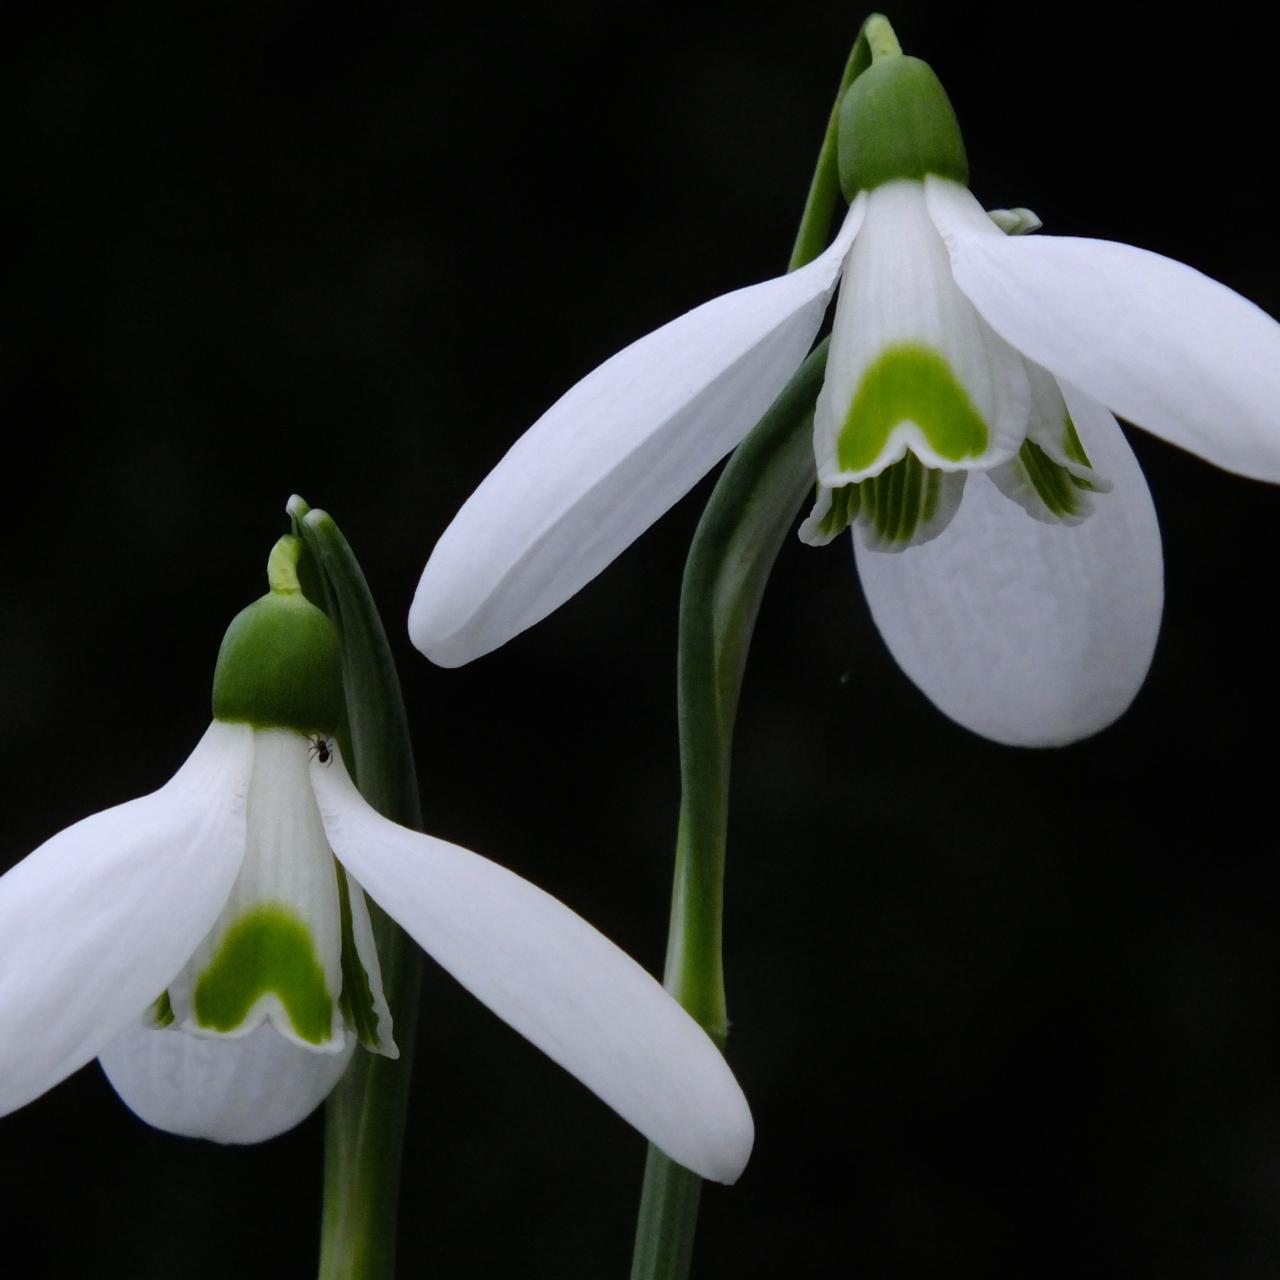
[0,536,753,1183]
[410,31,1280,747]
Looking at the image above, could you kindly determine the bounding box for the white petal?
[927,175,1280,483]
[986,365,1111,527]
[167,729,346,1053]
[813,180,1031,485]
[309,749,754,1183]
[99,1020,354,1143]
[854,383,1163,747]
[0,722,252,1116]
[853,465,968,551]
[987,207,1042,236]
[409,201,865,667]
[1021,363,1110,487]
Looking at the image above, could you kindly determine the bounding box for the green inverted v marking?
[837,342,989,473]
[193,904,334,1045]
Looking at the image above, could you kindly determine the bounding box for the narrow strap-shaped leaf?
[289,496,424,1280]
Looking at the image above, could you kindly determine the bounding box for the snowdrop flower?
[0,540,752,1183]
[410,46,1280,747]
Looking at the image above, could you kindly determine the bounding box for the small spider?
[308,735,334,765]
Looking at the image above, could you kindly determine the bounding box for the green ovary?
[193,905,335,1045]
[837,343,989,473]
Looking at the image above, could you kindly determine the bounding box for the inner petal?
[836,342,990,474]
[800,460,966,551]
[988,366,1113,526]
[336,866,398,1058]
[191,905,335,1045]
[165,729,347,1053]
[813,179,1032,488]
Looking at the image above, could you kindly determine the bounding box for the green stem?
[629,342,831,1280]
[288,496,425,1280]
[664,341,833,1029]
[631,18,891,1278]
[630,23,884,1280]
[786,17,879,272]
[631,1156,704,1280]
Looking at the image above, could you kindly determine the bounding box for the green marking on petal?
[1019,440,1099,517]
[897,451,922,543]
[920,463,942,528]
[821,453,947,546]
[147,990,175,1028]
[1061,413,1093,469]
[864,453,932,544]
[838,343,989,474]
[193,904,335,1045]
[813,482,862,540]
[335,866,388,1053]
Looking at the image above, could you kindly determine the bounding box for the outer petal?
[854,383,1163,747]
[0,722,252,1116]
[409,200,865,667]
[926,175,1280,483]
[310,750,754,1183]
[98,1021,354,1143]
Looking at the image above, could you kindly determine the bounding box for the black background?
[3,3,1279,1276]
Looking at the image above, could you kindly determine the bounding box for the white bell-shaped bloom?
[1,569,753,1183]
[410,55,1280,748]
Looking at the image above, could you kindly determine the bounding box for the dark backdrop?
[3,3,1279,1277]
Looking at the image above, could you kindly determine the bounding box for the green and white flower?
[410,50,1280,747]
[0,543,752,1183]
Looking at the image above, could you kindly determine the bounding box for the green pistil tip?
[267,535,304,595]
[863,14,902,62]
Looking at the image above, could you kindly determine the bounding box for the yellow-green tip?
[862,13,902,63]
[267,535,305,595]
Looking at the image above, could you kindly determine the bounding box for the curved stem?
[663,342,832,1030]
[629,343,830,1280]
[630,22,886,1280]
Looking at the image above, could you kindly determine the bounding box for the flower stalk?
[630,20,886,1279]
[787,16,880,272]
[630,342,830,1280]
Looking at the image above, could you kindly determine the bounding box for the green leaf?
[289,496,425,1280]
